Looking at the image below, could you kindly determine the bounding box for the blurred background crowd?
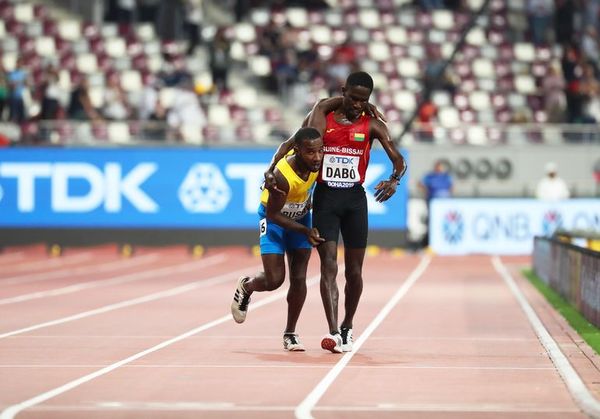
[0,0,599,147]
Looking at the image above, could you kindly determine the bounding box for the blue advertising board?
[0,148,408,229]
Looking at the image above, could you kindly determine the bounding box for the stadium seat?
[35,36,55,57]
[310,25,332,44]
[248,55,271,76]
[432,10,453,31]
[369,41,390,61]
[385,26,407,45]
[469,91,491,110]
[120,70,142,92]
[396,58,419,78]
[513,43,535,62]
[514,74,536,94]
[13,3,32,23]
[286,8,308,28]
[472,58,495,78]
[392,90,416,112]
[207,104,231,126]
[107,122,131,144]
[438,106,460,127]
[324,10,343,27]
[358,8,380,29]
[234,22,256,43]
[181,124,203,144]
[58,20,80,41]
[466,125,487,145]
[76,53,98,74]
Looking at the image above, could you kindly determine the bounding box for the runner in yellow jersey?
[231,127,324,351]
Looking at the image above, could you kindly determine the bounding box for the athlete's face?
[341,85,372,120]
[296,137,324,172]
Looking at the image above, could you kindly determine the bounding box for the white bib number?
[322,154,360,184]
[259,218,267,236]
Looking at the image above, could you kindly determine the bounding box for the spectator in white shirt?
[535,162,570,201]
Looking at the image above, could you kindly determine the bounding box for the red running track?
[0,246,599,419]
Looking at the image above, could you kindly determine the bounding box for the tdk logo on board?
[178,163,231,213]
[0,162,158,212]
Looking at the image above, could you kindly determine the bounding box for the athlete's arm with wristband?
[373,119,407,202]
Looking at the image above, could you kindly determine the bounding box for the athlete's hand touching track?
[374,180,397,203]
[307,228,326,246]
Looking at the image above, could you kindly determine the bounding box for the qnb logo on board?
[178,163,231,213]
[542,210,563,236]
[443,210,464,244]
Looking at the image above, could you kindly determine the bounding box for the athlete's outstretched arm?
[307,97,386,134]
[370,119,407,203]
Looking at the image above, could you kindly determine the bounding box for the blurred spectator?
[416,94,438,142]
[419,160,453,204]
[234,0,250,22]
[103,74,131,120]
[554,0,576,45]
[326,41,356,95]
[167,77,206,143]
[68,78,102,121]
[209,28,232,93]
[419,160,453,246]
[39,66,63,121]
[418,0,444,11]
[527,0,554,45]
[116,0,136,24]
[138,0,160,22]
[184,0,204,56]
[581,26,600,70]
[536,162,570,201]
[424,46,457,96]
[561,44,586,123]
[7,57,29,123]
[0,61,7,121]
[542,62,566,122]
[138,75,167,140]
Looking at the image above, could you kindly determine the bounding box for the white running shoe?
[340,327,353,352]
[321,333,343,353]
[231,276,251,323]
[283,333,306,351]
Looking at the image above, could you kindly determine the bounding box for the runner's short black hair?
[346,71,374,91]
[294,127,321,146]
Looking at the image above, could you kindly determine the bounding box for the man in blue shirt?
[419,160,453,247]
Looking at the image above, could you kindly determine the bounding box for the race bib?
[259,218,267,236]
[322,154,360,186]
[281,199,309,220]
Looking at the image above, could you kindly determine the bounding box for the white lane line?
[0,264,261,339]
[492,256,600,419]
[16,403,581,413]
[0,253,94,274]
[295,255,432,419]
[0,252,25,263]
[0,254,160,286]
[0,254,227,306]
[0,271,324,419]
[0,364,556,370]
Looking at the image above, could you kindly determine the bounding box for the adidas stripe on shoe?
[283,333,305,351]
[231,276,251,323]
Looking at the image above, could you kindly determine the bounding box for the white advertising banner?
[429,199,600,255]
